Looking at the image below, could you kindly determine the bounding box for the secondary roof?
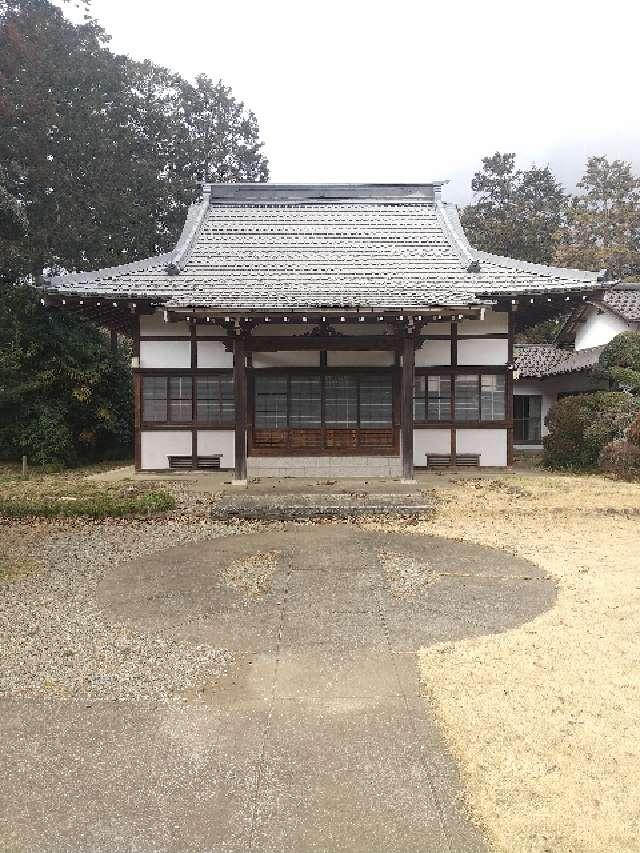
[43,183,605,313]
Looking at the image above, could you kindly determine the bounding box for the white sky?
[60,0,640,203]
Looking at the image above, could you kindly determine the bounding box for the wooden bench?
[168,455,222,470]
[426,453,480,469]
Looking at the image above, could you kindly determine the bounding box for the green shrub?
[599,441,640,481]
[0,489,175,519]
[543,391,640,471]
[599,331,640,393]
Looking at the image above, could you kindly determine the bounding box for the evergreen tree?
[553,156,640,280]
[461,152,567,264]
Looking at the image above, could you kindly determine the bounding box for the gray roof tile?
[515,344,605,378]
[44,184,603,311]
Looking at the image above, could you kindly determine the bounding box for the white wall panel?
[422,321,451,336]
[327,351,394,366]
[253,351,320,367]
[140,312,189,337]
[413,429,451,465]
[197,430,235,469]
[140,340,191,368]
[140,431,191,470]
[458,309,508,335]
[198,341,233,368]
[456,429,507,466]
[575,308,630,350]
[415,339,451,366]
[457,338,508,365]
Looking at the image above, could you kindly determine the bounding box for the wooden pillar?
[233,335,247,482]
[401,334,415,481]
[132,317,141,472]
[507,306,515,467]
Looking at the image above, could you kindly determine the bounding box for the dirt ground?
[404,475,640,853]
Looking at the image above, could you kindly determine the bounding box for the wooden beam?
[243,335,402,353]
[233,336,248,482]
[401,335,415,481]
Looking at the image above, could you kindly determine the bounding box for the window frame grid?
[414,369,509,425]
[141,372,235,427]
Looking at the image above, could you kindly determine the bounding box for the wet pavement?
[1,525,555,852]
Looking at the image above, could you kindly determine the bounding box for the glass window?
[480,375,506,421]
[289,377,322,427]
[514,395,542,442]
[255,376,288,428]
[427,376,452,421]
[413,376,426,421]
[326,376,358,427]
[142,376,167,422]
[455,375,480,421]
[359,376,393,427]
[168,376,192,422]
[196,376,234,424]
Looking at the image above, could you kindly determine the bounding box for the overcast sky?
[61,0,640,203]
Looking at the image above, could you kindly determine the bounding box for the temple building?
[42,183,607,482]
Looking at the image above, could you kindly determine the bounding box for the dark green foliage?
[0,0,269,277]
[0,283,133,465]
[599,441,640,481]
[554,157,640,280]
[0,0,269,465]
[543,392,640,471]
[461,152,567,264]
[516,315,568,344]
[0,489,175,518]
[598,331,640,393]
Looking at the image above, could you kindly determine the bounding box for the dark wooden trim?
[249,443,399,458]
[247,365,398,376]
[135,367,232,376]
[320,350,328,368]
[418,333,509,341]
[233,337,248,480]
[190,324,197,467]
[507,307,515,466]
[245,336,402,352]
[451,426,456,459]
[133,317,141,471]
[401,335,415,480]
[451,322,458,368]
[140,423,234,431]
[139,335,229,342]
[415,422,511,429]
[415,366,510,375]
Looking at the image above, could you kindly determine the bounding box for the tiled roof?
[43,184,604,312]
[515,344,605,378]
[602,289,640,321]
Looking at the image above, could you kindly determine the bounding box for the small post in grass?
[22,455,28,479]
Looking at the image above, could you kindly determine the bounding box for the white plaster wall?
[140,431,191,470]
[458,309,508,335]
[413,429,451,466]
[140,312,189,337]
[456,428,508,466]
[327,351,394,366]
[197,430,235,468]
[140,340,191,369]
[252,351,320,367]
[457,338,508,366]
[197,341,233,368]
[415,339,451,366]
[422,321,451,336]
[575,307,631,350]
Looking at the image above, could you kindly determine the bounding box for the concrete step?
[212,492,433,521]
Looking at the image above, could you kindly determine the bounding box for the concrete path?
[1,526,554,852]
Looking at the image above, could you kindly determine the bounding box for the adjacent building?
[514,288,640,450]
[43,183,607,480]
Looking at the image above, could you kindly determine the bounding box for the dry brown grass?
[409,474,640,853]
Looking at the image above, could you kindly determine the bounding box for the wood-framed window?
[250,370,397,455]
[414,371,507,424]
[513,395,542,443]
[141,373,234,426]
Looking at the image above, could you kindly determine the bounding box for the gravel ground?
[0,483,250,700]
